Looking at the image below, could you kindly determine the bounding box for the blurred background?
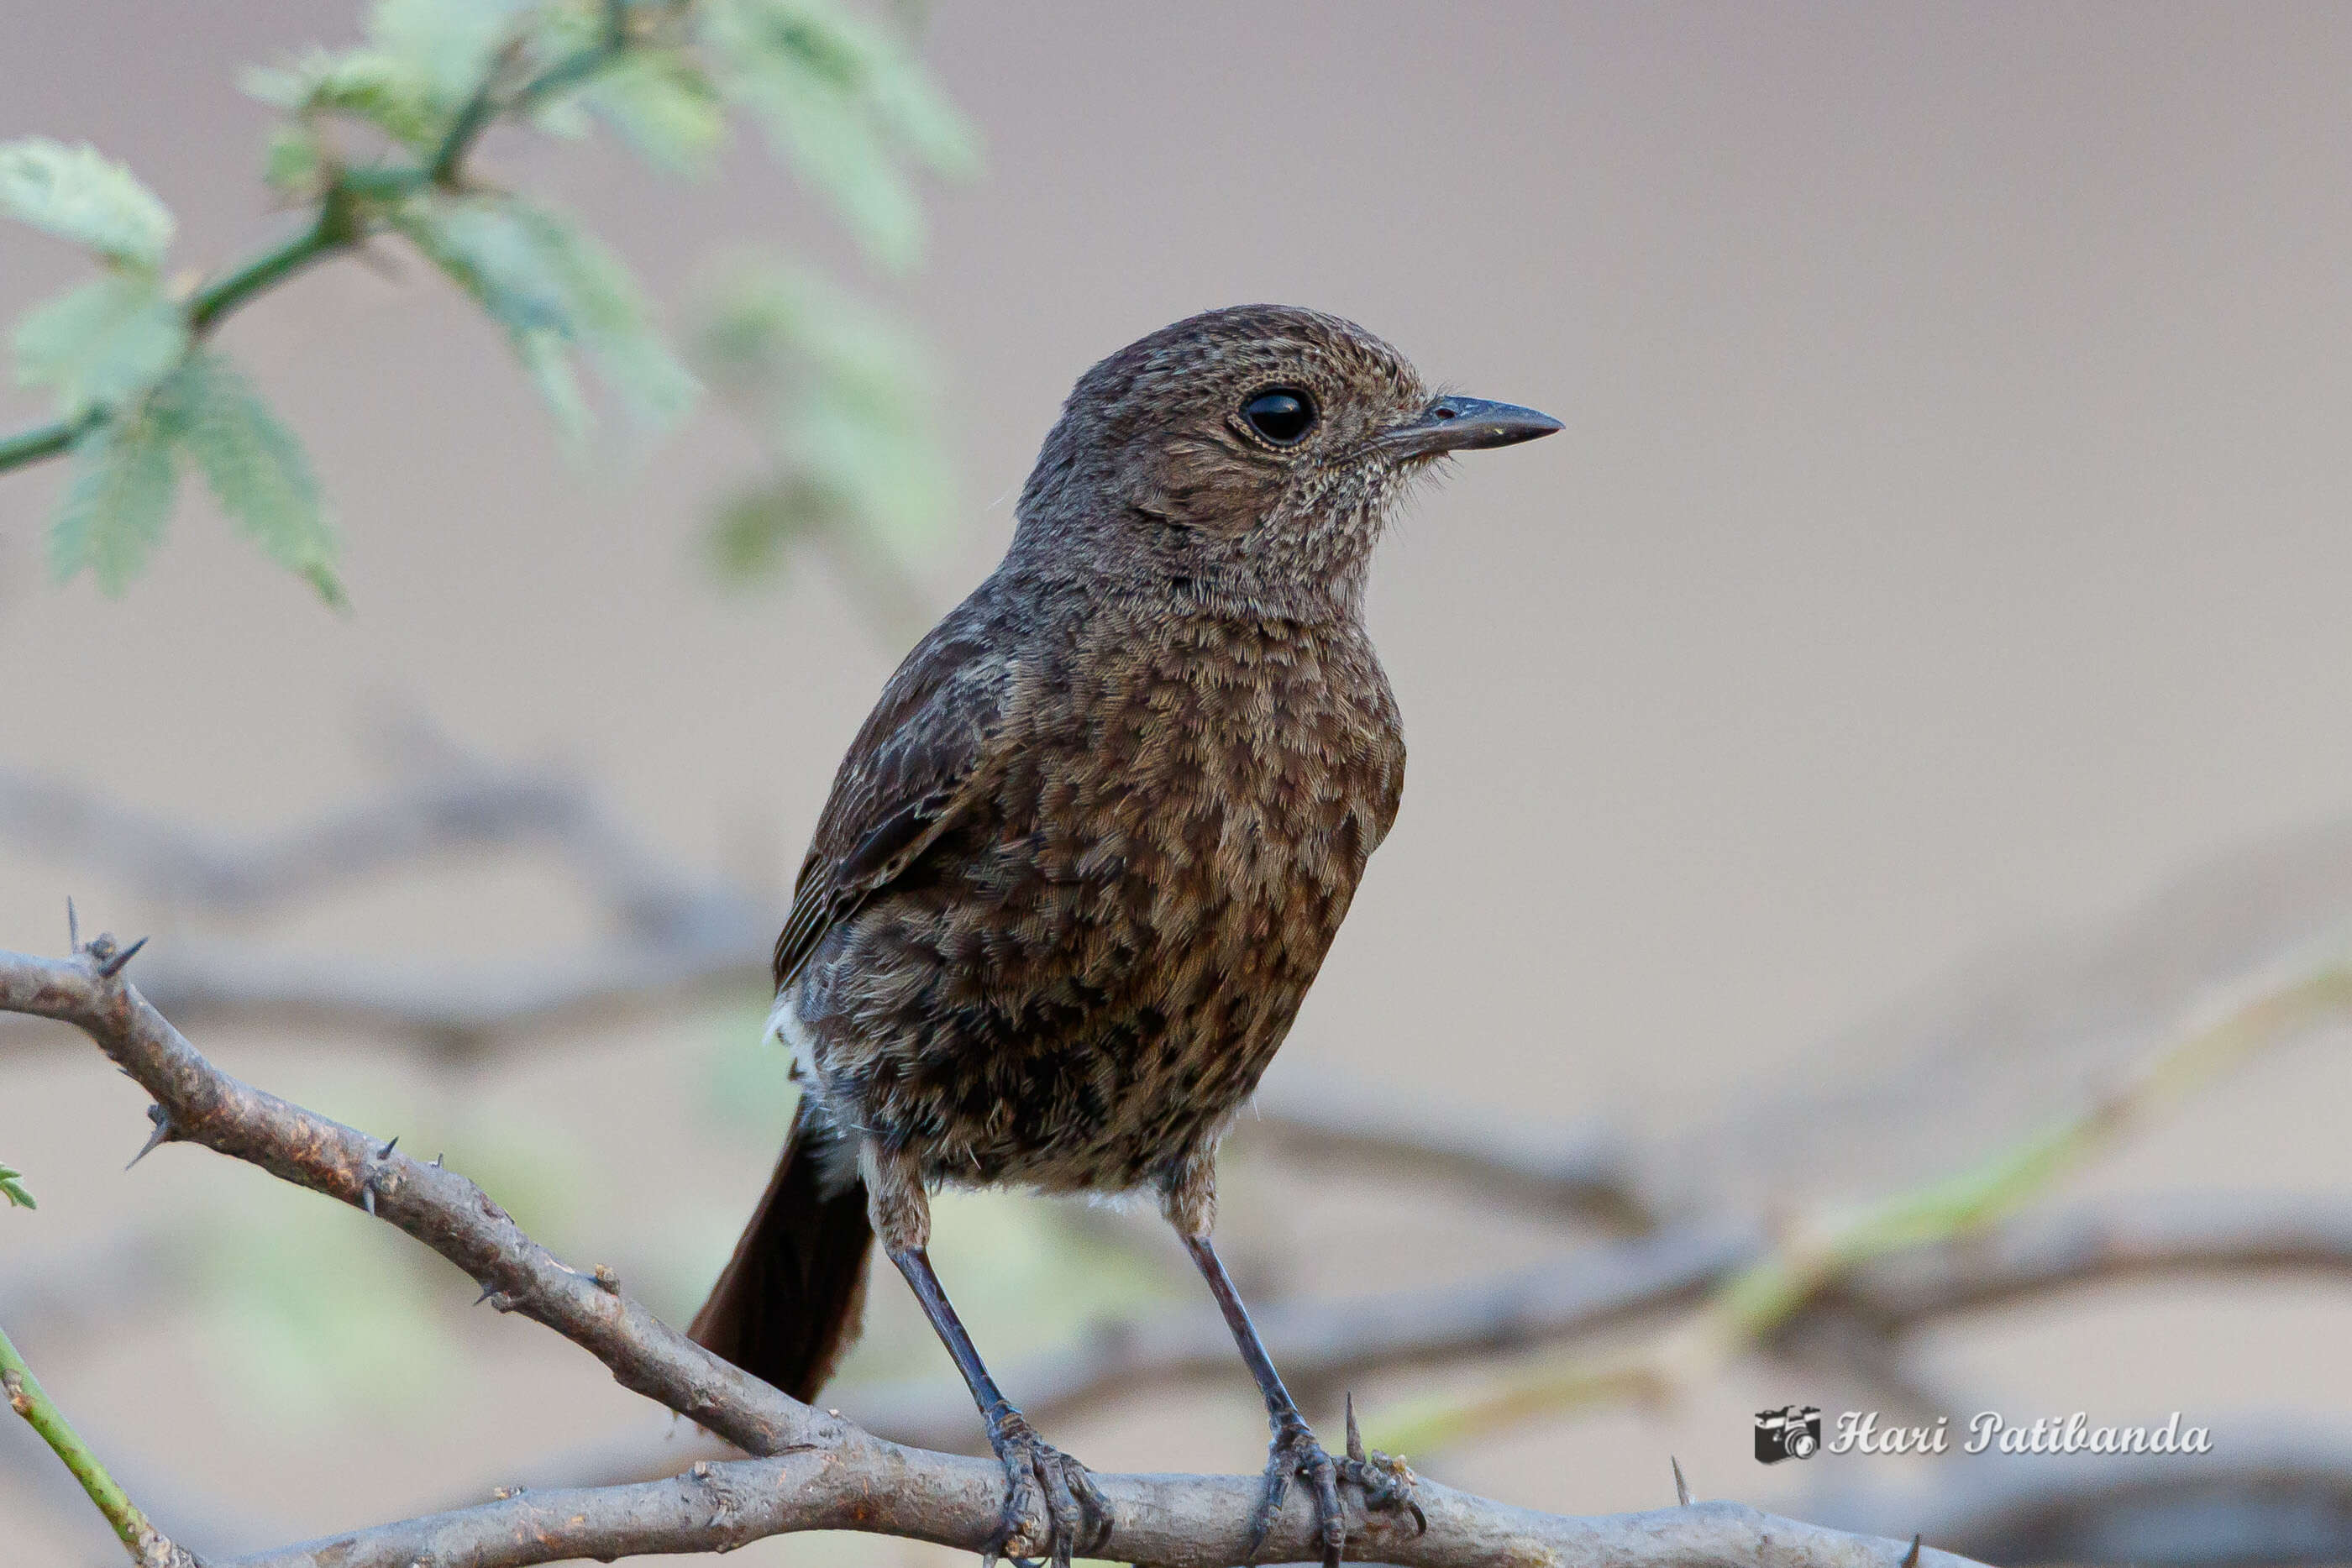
[7,3,2352,1563]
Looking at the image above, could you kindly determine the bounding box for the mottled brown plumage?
[691,305,1559,1566]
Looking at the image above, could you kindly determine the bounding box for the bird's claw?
[1337,1450,1425,1534]
[1341,1391,1425,1534]
[1244,1410,1422,1568]
[981,1409,1110,1568]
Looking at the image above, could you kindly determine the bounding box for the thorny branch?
[0,941,1976,1568]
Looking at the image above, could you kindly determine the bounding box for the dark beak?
[1380,395,1563,458]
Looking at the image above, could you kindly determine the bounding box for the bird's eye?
[1242,387,1316,445]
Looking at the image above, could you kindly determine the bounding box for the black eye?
[1242,387,1315,445]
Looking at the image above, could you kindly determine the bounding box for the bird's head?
[1012,304,1560,617]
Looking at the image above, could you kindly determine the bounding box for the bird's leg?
[1167,1163,1421,1568]
[869,1151,1108,1568]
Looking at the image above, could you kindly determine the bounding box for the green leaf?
[392,193,696,445]
[517,327,592,447]
[242,49,444,148]
[260,124,325,193]
[690,260,948,574]
[0,1164,34,1210]
[12,272,190,418]
[50,405,179,595]
[0,139,176,267]
[702,0,975,270]
[391,197,575,334]
[369,0,529,112]
[165,352,344,605]
[864,51,980,181]
[582,51,730,175]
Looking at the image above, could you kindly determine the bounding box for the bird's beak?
[1379,395,1563,458]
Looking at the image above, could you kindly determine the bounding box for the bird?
[690,303,1561,1568]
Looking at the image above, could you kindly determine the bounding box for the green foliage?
[0,139,175,268]
[39,354,346,605]
[12,272,189,419]
[0,1163,34,1210]
[703,0,979,270]
[391,193,698,446]
[579,50,731,174]
[3,0,973,602]
[242,48,444,153]
[369,0,532,116]
[49,402,179,595]
[169,353,347,607]
[693,260,949,579]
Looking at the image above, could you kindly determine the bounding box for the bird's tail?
[689,1099,874,1403]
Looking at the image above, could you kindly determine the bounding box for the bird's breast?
[1017,610,1405,978]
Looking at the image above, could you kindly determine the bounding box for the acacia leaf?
[0,139,175,267]
[167,351,344,605]
[12,272,189,418]
[50,405,180,595]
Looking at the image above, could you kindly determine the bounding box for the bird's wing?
[772,611,1023,990]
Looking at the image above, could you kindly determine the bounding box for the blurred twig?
[1369,952,2352,1455]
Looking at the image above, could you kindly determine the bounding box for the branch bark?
[0,941,1977,1568]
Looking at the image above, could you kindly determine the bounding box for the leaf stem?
[0,417,81,472]
[187,198,354,335]
[0,1320,176,1565]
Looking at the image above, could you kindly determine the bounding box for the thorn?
[1345,1392,1366,1465]
[377,1135,399,1159]
[97,936,147,979]
[1672,1455,1691,1507]
[125,1104,174,1170]
[475,1282,499,1306]
[66,898,78,953]
[431,1153,444,1168]
[1901,1534,1921,1568]
[360,1183,375,1217]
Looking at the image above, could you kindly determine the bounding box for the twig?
[1832,1190,2352,1329]
[0,762,736,934]
[218,1474,1963,1568]
[0,1320,197,1568]
[0,941,1975,1568]
[1368,951,2352,1455]
[1245,1073,1660,1231]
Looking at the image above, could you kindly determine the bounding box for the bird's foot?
[1244,1397,1425,1568]
[982,1407,1110,1568]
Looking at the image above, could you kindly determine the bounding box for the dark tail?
[689,1100,874,1403]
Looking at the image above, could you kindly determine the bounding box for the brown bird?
[691,304,1560,1566]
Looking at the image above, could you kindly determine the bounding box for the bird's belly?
[788,820,1347,1194]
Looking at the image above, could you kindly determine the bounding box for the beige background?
[5,3,2352,1561]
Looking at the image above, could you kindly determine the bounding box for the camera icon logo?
[1755,1404,1823,1463]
